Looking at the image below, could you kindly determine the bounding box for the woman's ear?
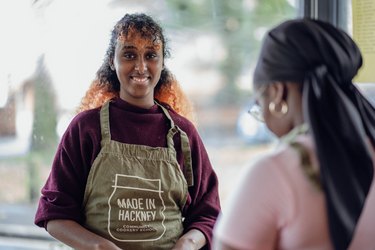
[273,81,287,103]
[109,57,115,71]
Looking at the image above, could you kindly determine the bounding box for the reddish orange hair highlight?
[77,16,196,126]
[155,79,196,126]
[76,80,116,114]
[76,79,197,127]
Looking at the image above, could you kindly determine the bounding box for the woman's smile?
[131,76,150,84]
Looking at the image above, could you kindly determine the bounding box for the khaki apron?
[82,99,194,250]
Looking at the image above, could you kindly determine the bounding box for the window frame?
[296,0,351,33]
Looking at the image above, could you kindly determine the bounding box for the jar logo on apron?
[108,174,167,242]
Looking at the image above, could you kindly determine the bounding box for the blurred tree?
[28,54,58,202]
[31,55,58,151]
[164,0,295,104]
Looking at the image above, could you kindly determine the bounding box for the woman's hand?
[172,237,197,250]
[47,219,122,250]
[172,229,206,250]
[93,240,122,250]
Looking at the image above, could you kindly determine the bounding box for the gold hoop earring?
[269,100,288,118]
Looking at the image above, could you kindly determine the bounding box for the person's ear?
[273,81,286,103]
[109,57,115,71]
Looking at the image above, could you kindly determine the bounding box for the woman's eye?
[123,53,134,59]
[147,54,157,59]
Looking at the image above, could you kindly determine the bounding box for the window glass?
[0,0,296,248]
[344,0,375,102]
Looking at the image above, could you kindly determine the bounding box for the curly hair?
[77,13,196,126]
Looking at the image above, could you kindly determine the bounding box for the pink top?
[213,134,375,250]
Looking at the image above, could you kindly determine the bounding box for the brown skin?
[256,81,304,138]
[213,82,304,250]
[47,220,122,250]
[172,229,207,250]
[47,34,207,250]
[110,33,164,109]
[47,220,206,250]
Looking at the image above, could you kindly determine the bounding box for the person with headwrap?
[213,19,375,250]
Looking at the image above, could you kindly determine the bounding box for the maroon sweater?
[35,97,220,249]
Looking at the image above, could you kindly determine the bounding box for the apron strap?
[177,126,194,187]
[156,101,194,187]
[100,98,112,144]
[99,98,194,187]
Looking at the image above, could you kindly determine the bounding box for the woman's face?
[111,32,164,108]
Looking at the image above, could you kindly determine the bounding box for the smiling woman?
[34,13,220,250]
[76,13,196,125]
[110,32,164,108]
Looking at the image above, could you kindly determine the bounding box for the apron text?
[118,210,157,221]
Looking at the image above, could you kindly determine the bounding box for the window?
[0,0,297,248]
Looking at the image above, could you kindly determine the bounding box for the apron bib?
[82,99,193,250]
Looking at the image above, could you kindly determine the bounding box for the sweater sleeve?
[180,123,221,250]
[34,110,101,229]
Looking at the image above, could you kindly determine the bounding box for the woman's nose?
[134,57,147,74]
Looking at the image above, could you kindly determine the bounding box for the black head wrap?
[254,19,375,250]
